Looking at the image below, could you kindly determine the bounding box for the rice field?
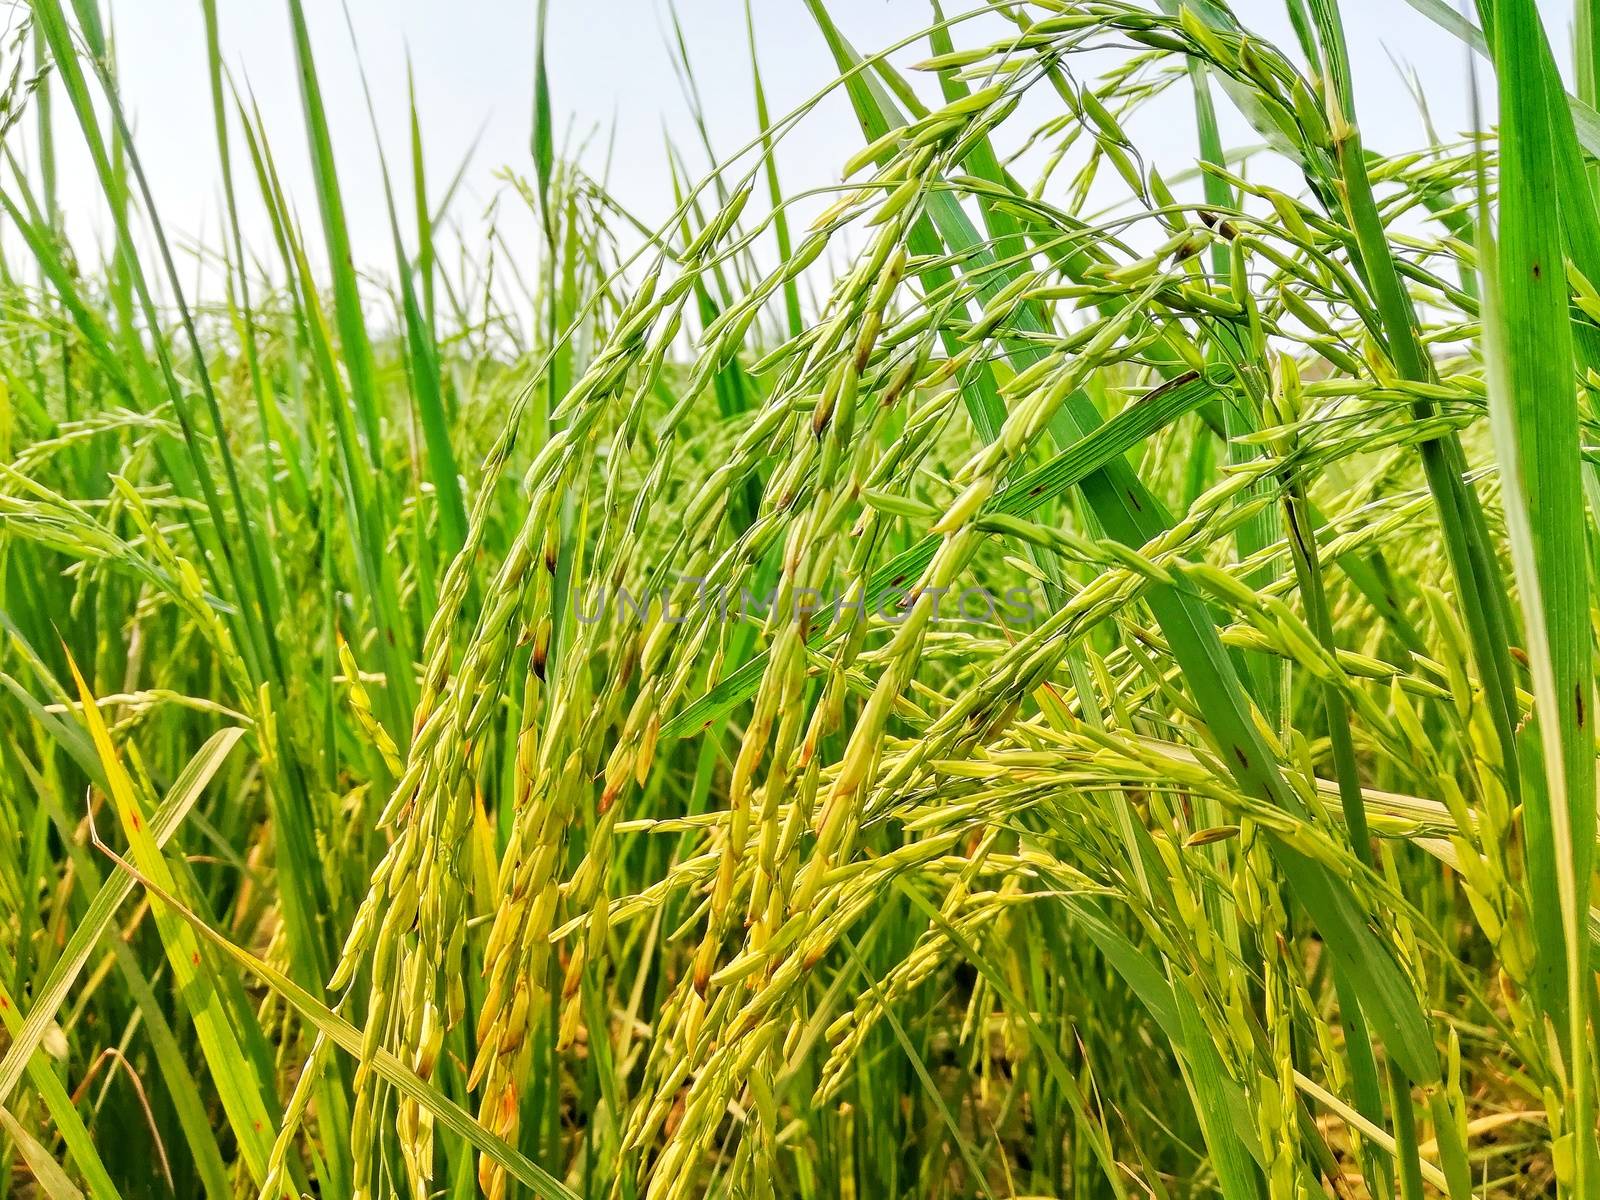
[0,1,1597,1197]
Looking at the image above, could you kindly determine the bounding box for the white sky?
[6,0,1580,301]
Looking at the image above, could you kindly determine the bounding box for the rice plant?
[0,0,1596,1197]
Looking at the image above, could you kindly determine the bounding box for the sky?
[4,0,1580,299]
